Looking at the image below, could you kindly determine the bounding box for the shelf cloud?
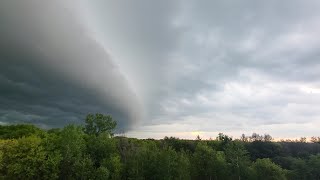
[1,0,320,138]
[0,0,142,130]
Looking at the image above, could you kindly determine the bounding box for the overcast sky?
[1,0,320,139]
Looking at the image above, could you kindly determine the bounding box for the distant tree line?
[0,114,320,180]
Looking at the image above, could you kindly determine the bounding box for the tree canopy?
[0,114,320,179]
[84,113,117,136]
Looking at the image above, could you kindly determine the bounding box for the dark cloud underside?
[0,1,142,130]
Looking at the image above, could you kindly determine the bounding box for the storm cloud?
[0,1,142,130]
[1,1,320,138]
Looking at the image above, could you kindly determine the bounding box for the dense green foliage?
[0,113,320,179]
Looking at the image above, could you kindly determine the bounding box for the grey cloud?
[137,0,320,137]
[0,0,142,130]
[2,0,320,138]
[84,0,184,120]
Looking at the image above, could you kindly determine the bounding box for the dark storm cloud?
[2,0,320,138]
[0,1,142,130]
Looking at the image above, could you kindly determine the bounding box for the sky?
[1,0,320,139]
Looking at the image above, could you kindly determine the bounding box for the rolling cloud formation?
[0,0,142,130]
[1,1,320,138]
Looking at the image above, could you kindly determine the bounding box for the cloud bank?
[0,0,142,130]
[1,0,320,138]
[85,0,320,138]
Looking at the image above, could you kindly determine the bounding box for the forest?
[0,114,320,180]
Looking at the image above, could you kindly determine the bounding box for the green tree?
[74,155,96,180]
[252,158,287,180]
[289,158,308,180]
[58,125,86,179]
[308,154,320,179]
[84,113,117,136]
[175,150,191,180]
[217,133,233,150]
[225,141,251,180]
[192,142,216,180]
[156,147,191,180]
[102,154,122,180]
[247,141,282,160]
[95,166,110,180]
[0,136,61,179]
[125,141,159,180]
[86,132,118,167]
[214,151,229,179]
[0,124,44,139]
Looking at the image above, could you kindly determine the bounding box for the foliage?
[84,113,117,136]
[0,136,61,179]
[308,154,320,179]
[252,158,287,180]
[0,124,44,139]
[192,142,216,179]
[0,114,320,179]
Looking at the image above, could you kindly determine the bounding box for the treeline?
[0,114,320,180]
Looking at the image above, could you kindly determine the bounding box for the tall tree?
[84,113,117,136]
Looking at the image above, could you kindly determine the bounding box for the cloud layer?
[86,0,320,138]
[1,0,320,138]
[0,1,142,130]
